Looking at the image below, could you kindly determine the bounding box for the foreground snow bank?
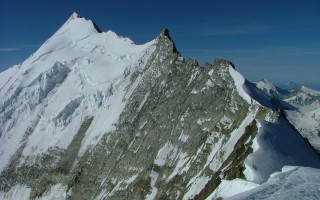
[228,166,320,200]
[244,118,320,184]
[206,179,259,200]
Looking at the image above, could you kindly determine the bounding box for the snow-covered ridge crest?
[228,65,252,104]
[228,65,275,109]
[56,11,101,38]
[68,12,82,21]
[1,12,320,200]
[0,12,157,172]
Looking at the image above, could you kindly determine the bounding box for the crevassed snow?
[0,13,156,172]
[228,166,320,200]
[0,64,20,90]
[243,119,320,184]
[286,106,320,150]
[284,86,320,151]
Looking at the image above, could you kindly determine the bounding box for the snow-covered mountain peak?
[300,85,320,96]
[1,13,320,200]
[54,12,101,41]
[61,11,83,26]
[256,79,277,93]
[0,13,158,173]
[69,11,82,20]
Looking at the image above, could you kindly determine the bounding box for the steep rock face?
[68,36,257,200]
[1,13,320,200]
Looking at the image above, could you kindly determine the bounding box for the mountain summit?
[1,13,320,200]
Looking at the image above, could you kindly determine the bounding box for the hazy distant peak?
[256,79,277,92]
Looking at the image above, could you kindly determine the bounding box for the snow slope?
[0,12,156,172]
[255,79,289,99]
[229,66,274,109]
[284,86,320,151]
[228,166,320,200]
[0,184,31,200]
[243,119,320,184]
[255,80,320,151]
[206,179,259,200]
[211,68,320,199]
[1,12,320,200]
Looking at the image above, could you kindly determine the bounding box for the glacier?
[1,12,320,200]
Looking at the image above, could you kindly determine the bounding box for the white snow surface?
[284,86,320,151]
[255,79,278,95]
[228,166,320,200]
[0,13,156,172]
[2,12,320,200]
[286,105,320,150]
[228,65,251,104]
[243,119,320,184]
[206,178,259,200]
[154,142,178,167]
[184,110,257,200]
[0,184,31,200]
[36,183,68,200]
[183,176,210,200]
[228,66,274,109]
[300,85,320,96]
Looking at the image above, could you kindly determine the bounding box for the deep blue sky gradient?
[1,0,319,88]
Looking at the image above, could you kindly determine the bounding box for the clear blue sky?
[1,0,319,88]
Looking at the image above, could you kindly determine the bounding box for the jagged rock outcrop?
[1,13,320,200]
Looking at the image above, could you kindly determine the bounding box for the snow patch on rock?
[0,184,31,200]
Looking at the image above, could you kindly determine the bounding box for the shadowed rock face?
[1,16,319,200]
[68,35,255,199]
[0,29,265,200]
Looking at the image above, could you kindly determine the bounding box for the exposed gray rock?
[1,27,319,200]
